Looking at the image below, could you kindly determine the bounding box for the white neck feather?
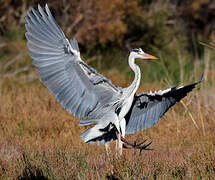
[127,53,141,96]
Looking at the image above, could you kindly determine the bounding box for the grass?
[0,68,215,179]
[1,27,215,179]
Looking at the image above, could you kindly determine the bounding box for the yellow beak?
[142,53,158,60]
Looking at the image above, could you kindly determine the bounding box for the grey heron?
[25,4,203,155]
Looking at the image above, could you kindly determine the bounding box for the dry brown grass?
[0,72,215,179]
[1,1,215,178]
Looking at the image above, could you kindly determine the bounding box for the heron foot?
[121,136,153,155]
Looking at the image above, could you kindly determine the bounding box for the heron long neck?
[127,53,141,96]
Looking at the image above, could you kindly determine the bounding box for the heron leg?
[118,136,123,156]
[115,118,126,156]
[119,118,126,156]
[115,133,122,157]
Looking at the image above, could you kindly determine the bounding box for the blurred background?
[1,0,215,83]
[0,0,215,179]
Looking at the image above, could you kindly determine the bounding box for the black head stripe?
[132,48,140,53]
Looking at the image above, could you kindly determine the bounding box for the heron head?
[131,48,158,60]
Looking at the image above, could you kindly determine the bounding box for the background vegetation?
[0,0,215,179]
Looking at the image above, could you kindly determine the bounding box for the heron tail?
[80,124,105,143]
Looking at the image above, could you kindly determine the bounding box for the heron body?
[25,4,203,155]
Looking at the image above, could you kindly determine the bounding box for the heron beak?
[141,53,158,60]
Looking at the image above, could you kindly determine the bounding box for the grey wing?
[25,4,121,119]
[125,74,204,134]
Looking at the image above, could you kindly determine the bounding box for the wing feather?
[26,4,121,119]
[25,29,58,49]
[125,74,204,134]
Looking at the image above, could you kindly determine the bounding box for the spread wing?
[25,4,121,119]
[125,74,204,134]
